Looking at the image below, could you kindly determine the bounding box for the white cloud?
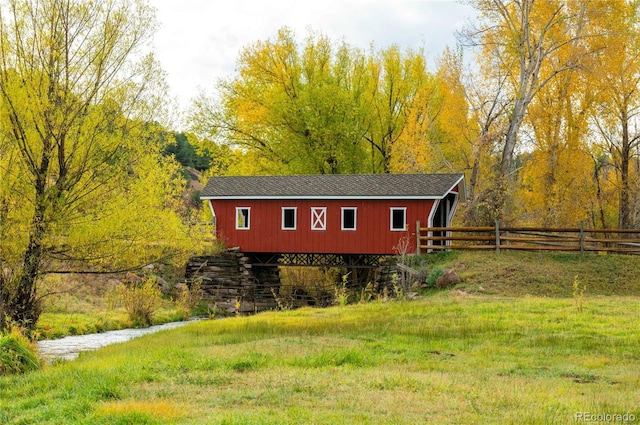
[152,0,476,118]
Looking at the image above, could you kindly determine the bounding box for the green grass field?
[2,294,640,423]
[414,250,640,297]
[2,251,640,424]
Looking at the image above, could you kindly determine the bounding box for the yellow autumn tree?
[518,0,640,229]
[389,47,476,179]
[364,45,438,173]
[515,3,598,227]
[462,0,598,222]
[387,71,443,174]
[0,0,195,331]
[191,28,371,175]
[431,48,475,175]
[190,28,446,176]
[590,0,640,229]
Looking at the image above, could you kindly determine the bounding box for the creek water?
[37,320,196,362]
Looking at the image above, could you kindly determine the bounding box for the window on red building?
[341,207,357,231]
[236,207,250,230]
[390,207,407,231]
[282,207,297,230]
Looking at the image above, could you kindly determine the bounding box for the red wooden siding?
[210,199,436,255]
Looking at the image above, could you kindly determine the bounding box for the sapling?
[573,275,586,312]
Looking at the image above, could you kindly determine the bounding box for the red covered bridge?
[189,173,466,313]
[201,173,466,256]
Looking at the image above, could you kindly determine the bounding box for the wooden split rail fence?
[415,221,640,255]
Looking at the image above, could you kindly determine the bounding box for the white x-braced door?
[311,207,326,230]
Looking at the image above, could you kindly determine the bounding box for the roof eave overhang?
[447,174,467,202]
[201,195,445,201]
[200,174,468,202]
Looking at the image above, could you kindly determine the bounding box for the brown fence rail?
[416,221,640,255]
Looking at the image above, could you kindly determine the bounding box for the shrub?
[573,275,586,312]
[108,278,162,327]
[426,266,445,288]
[175,279,203,320]
[334,273,350,306]
[0,329,40,375]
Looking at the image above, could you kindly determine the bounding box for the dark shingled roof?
[201,173,466,200]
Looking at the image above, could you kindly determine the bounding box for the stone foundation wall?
[185,252,280,314]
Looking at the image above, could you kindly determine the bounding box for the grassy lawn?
[2,290,640,424]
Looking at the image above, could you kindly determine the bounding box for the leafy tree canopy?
[0,0,197,331]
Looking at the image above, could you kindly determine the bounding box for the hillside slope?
[424,250,640,297]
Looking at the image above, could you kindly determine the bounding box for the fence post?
[579,222,584,256]
[416,220,421,255]
[495,220,501,253]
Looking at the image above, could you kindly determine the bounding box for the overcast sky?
[152,0,477,116]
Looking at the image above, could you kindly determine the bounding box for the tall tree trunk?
[0,273,5,331]
[593,156,609,230]
[500,96,527,178]
[9,144,53,330]
[13,216,46,329]
[469,157,480,202]
[619,115,632,229]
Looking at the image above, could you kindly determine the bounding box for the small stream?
[37,320,196,362]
